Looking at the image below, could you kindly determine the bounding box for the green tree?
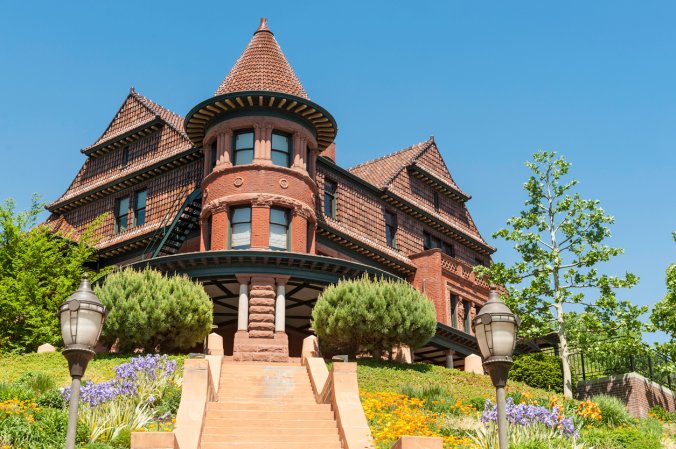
[311,275,437,359]
[650,232,676,373]
[0,195,106,353]
[475,152,641,398]
[95,268,213,352]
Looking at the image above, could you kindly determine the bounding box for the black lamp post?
[472,287,520,449]
[59,274,106,449]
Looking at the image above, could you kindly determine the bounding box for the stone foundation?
[233,331,289,362]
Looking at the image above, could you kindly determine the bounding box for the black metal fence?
[568,348,675,390]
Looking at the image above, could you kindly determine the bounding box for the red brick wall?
[577,373,675,418]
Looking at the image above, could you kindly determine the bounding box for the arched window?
[233,130,254,165]
[271,132,291,167]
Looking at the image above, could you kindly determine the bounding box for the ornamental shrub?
[95,268,212,352]
[590,394,631,427]
[311,276,437,359]
[509,352,564,393]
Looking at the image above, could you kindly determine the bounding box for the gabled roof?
[349,137,467,196]
[82,88,188,153]
[214,18,308,99]
[349,138,432,189]
[48,90,195,212]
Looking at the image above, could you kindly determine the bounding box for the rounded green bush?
[95,268,213,352]
[508,352,564,393]
[311,276,437,358]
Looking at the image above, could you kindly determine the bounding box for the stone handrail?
[304,355,375,449]
[131,355,222,449]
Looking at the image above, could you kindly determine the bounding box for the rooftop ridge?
[348,137,434,172]
[131,90,189,139]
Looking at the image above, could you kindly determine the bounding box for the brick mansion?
[46,19,495,368]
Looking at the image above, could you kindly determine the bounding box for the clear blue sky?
[0,2,673,343]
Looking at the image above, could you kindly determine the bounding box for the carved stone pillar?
[248,276,276,339]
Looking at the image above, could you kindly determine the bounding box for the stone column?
[237,277,249,331]
[275,279,287,333]
[217,129,232,167]
[445,349,455,369]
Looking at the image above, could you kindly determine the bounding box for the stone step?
[203,418,338,428]
[200,442,340,449]
[200,433,340,443]
[207,402,331,411]
[201,426,339,436]
[215,399,320,406]
[205,409,334,420]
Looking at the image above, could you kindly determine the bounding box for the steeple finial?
[255,17,272,35]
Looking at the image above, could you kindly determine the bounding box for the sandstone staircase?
[199,361,342,449]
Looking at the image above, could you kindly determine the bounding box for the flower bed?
[0,354,183,449]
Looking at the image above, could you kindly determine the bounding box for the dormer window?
[133,190,147,227]
[385,210,397,248]
[271,132,291,167]
[423,231,455,257]
[122,145,130,166]
[324,179,337,218]
[114,196,130,233]
[233,130,254,166]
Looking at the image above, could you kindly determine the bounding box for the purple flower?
[481,398,579,438]
[61,354,177,408]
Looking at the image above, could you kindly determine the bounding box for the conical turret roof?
[215,18,308,99]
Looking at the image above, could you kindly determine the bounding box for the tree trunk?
[556,301,574,398]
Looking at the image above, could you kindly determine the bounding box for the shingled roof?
[82,88,188,153]
[214,18,308,99]
[48,90,194,211]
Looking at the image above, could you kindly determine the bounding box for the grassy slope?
[0,352,187,386]
[357,359,557,400]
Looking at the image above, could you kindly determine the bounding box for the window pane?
[210,141,218,169]
[324,193,334,217]
[117,197,129,216]
[235,132,254,149]
[269,224,288,250]
[135,209,146,226]
[235,149,254,165]
[270,208,287,225]
[135,190,147,209]
[232,207,251,224]
[271,133,289,152]
[231,223,251,249]
[271,150,289,167]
